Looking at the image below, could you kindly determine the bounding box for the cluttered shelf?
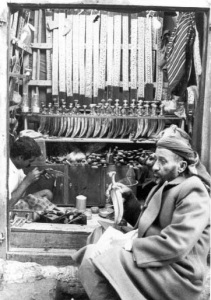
[22,111,183,143]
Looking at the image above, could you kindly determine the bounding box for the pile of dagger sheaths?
[37,99,167,140]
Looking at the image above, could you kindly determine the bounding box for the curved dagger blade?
[93,117,102,137]
[86,117,95,138]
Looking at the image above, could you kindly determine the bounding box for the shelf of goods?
[23,112,183,143]
[9,7,188,145]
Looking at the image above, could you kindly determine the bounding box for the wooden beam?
[7,0,210,10]
[9,72,27,78]
[31,43,52,49]
[192,11,209,157]
[201,8,211,173]
[28,80,52,86]
[0,0,8,260]
[7,248,77,266]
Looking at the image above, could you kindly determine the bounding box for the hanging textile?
[166,12,195,95]
[193,25,202,87]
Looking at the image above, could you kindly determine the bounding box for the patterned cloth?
[13,194,57,214]
[166,12,195,94]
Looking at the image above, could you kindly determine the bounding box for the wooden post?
[200,7,211,173]
[0,0,8,259]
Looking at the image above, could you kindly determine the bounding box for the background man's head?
[10,136,41,169]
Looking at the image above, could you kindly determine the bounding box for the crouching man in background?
[9,136,53,216]
[72,133,210,300]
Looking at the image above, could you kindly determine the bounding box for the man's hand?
[106,182,133,204]
[24,168,42,185]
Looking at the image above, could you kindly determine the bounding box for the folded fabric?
[19,129,43,139]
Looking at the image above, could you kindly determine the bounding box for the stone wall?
[0,259,88,300]
[0,259,209,300]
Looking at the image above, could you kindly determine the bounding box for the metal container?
[76,195,87,212]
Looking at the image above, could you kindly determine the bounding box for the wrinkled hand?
[106,182,133,204]
[25,167,42,184]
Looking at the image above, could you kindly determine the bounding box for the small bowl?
[99,208,114,218]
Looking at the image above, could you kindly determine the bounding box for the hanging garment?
[166,12,195,95]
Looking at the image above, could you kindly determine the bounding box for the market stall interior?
[8,5,206,264]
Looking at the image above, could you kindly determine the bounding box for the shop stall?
[0,0,210,265]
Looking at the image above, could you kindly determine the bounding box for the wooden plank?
[9,11,19,58]
[9,72,27,78]
[137,14,145,100]
[7,0,210,10]
[28,80,52,86]
[85,12,93,104]
[79,13,85,104]
[66,10,73,105]
[40,137,157,143]
[7,249,77,266]
[93,11,100,103]
[22,53,30,108]
[10,231,88,249]
[31,42,52,49]
[192,12,209,156]
[27,79,159,88]
[0,0,8,260]
[200,13,211,172]
[59,9,66,101]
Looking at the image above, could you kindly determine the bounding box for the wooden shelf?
[40,137,157,143]
[26,114,182,120]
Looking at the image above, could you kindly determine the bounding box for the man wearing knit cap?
[72,130,210,300]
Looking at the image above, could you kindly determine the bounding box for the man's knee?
[42,189,53,200]
[33,189,53,200]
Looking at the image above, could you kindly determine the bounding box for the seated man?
[72,134,210,300]
[9,136,53,210]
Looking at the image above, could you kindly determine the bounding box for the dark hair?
[10,136,41,160]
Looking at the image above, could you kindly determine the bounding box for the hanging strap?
[85,13,93,99]
[130,14,138,93]
[155,16,163,101]
[59,10,66,99]
[52,10,59,96]
[145,14,153,84]
[113,13,121,87]
[93,12,100,99]
[72,12,79,95]
[98,12,107,91]
[66,10,73,102]
[137,14,145,99]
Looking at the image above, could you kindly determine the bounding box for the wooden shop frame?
[0,0,210,265]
